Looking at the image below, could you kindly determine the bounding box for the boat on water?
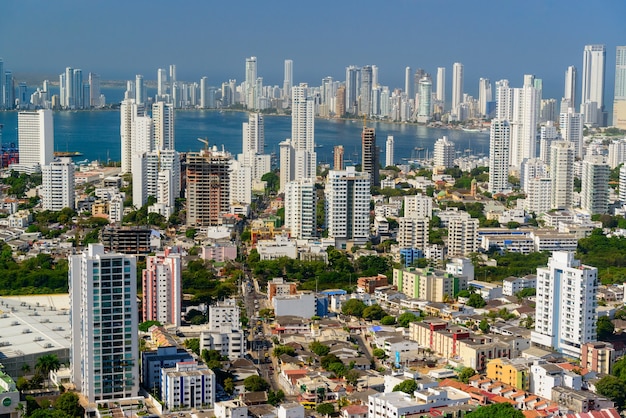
[54,151,83,157]
[461,127,489,133]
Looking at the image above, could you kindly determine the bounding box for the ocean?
[0,91,490,166]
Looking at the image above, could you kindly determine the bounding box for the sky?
[1,0,625,102]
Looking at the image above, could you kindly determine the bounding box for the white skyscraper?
[580,155,609,215]
[200,76,208,109]
[157,68,167,97]
[581,44,606,126]
[279,139,295,193]
[345,65,360,114]
[360,65,373,116]
[142,248,182,327]
[433,136,455,169]
[385,135,394,167]
[524,177,552,215]
[540,121,558,164]
[436,67,445,103]
[550,141,575,210]
[283,59,293,99]
[614,46,626,129]
[70,244,139,401]
[495,79,513,120]
[285,178,317,240]
[531,252,598,358]
[451,62,464,117]
[133,150,180,210]
[135,74,145,105]
[245,57,257,109]
[243,113,264,155]
[447,214,479,257]
[325,167,371,248]
[564,65,577,110]
[404,194,433,219]
[120,97,143,174]
[15,109,54,173]
[416,76,432,123]
[509,75,541,168]
[133,116,153,156]
[488,119,510,194]
[42,157,75,211]
[559,109,584,159]
[478,78,492,118]
[229,160,252,205]
[291,84,316,180]
[520,158,548,193]
[152,101,175,150]
[608,139,626,169]
[405,66,412,99]
[397,217,428,250]
[620,165,626,202]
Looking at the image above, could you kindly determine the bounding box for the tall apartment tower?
[478,78,492,118]
[385,136,394,168]
[361,126,379,187]
[42,158,75,211]
[447,215,479,257]
[531,252,598,358]
[325,167,371,248]
[433,136,455,169]
[70,243,139,401]
[580,155,609,215]
[157,68,167,97]
[345,66,360,114]
[416,76,432,123]
[186,146,232,227]
[152,102,175,150]
[283,59,293,99]
[0,58,4,108]
[284,178,317,240]
[564,65,577,111]
[451,62,464,117]
[242,113,264,154]
[89,72,101,108]
[135,74,145,106]
[333,145,344,171]
[245,57,257,109]
[142,248,182,327]
[614,46,626,129]
[335,85,346,117]
[16,109,54,173]
[581,45,606,126]
[488,119,511,194]
[132,149,181,210]
[550,141,575,210]
[120,97,142,174]
[559,109,584,159]
[620,165,626,202]
[200,76,208,108]
[291,84,316,180]
[279,139,295,193]
[436,67,446,104]
[509,75,541,169]
[360,65,373,116]
[404,66,412,99]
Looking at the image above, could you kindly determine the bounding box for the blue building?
[399,248,423,267]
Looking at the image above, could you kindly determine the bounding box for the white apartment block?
[433,136,455,169]
[550,141,575,210]
[285,178,317,240]
[502,275,537,296]
[608,139,626,169]
[531,252,598,358]
[215,400,248,418]
[208,299,240,332]
[560,109,584,159]
[580,155,609,215]
[132,149,181,209]
[200,329,245,360]
[524,177,552,215]
[403,194,432,219]
[520,158,548,193]
[446,257,475,281]
[69,244,139,402]
[488,119,510,194]
[14,109,54,174]
[397,217,428,250]
[230,161,252,205]
[152,101,175,150]
[161,362,215,411]
[530,361,582,400]
[620,164,626,202]
[278,403,305,418]
[257,236,298,260]
[447,216,479,257]
[385,136,394,167]
[273,292,316,318]
[42,157,75,211]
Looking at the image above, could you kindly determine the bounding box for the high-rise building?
[325,167,371,248]
[509,75,541,169]
[385,136,394,168]
[478,78,492,118]
[284,178,317,240]
[161,362,215,411]
[580,155,609,215]
[433,136,455,169]
[70,243,139,401]
[361,126,379,186]
[550,141,575,210]
[152,101,175,150]
[540,98,557,123]
[333,145,345,171]
[0,58,4,108]
[520,158,548,193]
[436,67,446,104]
[142,248,182,327]
[488,119,510,194]
[120,97,143,174]
[245,57,257,109]
[135,74,145,105]
[531,252,598,358]
[242,113,264,155]
[88,72,101,108]
[201,299,245,360]
[4,70,14,109]
[335,85,346,117]
[524,177,552,215]
[581,45,606,126]
[186,146,232,227]
[447,214,479,257]
[229,160,252,205]
[620,165,626,202]
[404,66,412,99]
[157,68,167,98]
[614,46,626,129]
[539,121,558,164]
[283,59,293,99]
[451,62,464,117]
[345,66,360,114]
[132,150,181,211]
[416,76,432,123]
[404,194,433,219]
[291,84,316,180]
[608,139,626,169]
[559,109,584,159]
[397,217,428,250]
[15,109,54,173]
[41,157,75,211]
[169,64,177,82]
[279,139,295,193]
[360,65,373,116]
[200,76,208,109]
[564,65,577,111]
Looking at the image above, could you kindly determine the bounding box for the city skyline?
[1,1,624,102]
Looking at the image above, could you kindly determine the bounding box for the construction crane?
[197,137,210,151]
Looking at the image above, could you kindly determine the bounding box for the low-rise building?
[531,361,582,401]
[161,362,216,411]
[581,342,615,375]
[268,277,298,301]
[357,274,388,294]
[273,292,316,318]
[141,346,194,395]
[257,235,298,260]
[393,267,467,302]
[502,275,536,296]
[551,386,613,413]
[485,358,530,390]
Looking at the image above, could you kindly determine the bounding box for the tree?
[138,320,162,332]
[345,369,360,386]
[184,338,200,355]
[267,389,285,406]
[35,354,61,389]
[596,375,626,409]
[342,299,366,317]
[373,348,386,359]
[597,316,615,340]
[466,403,524,418]
[380,315,396,325]
[316,403,335,416]
[458,367,476,383]
[223,377,235,394]
[479,319,490,334]
[243,375,270,392]
[393,379,417,394]
[309,341,331,357]
[397,312,420,328]
[54,392,84,417]
[362,304,386,320]
[273,345,296,357]
[321,354,343,370]
[467,293,486,308]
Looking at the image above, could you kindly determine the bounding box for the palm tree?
[21,363,30,376]
[35,354,61,389]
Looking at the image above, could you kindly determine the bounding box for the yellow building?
[486,358,530,390]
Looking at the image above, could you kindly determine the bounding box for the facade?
[291,83,316,180]
[451,63,463,117]
[133,149,181,210]
[272,292,317,318]
[141,346,193,395]
[559,109,584,159]
[564,65,577,110]
[333,145,344,170]
[393,267,467,302]
[325,167,371,248]
[41,157,75,211]
[488,119,510,194]
[580,155,609,215]
[385,136,394,168]
[404,194,433,219]
[550,141,575,210]
[416,76,432,123]
[186,147,232,226]
[397,217,428,250]
[120,97,139,174]
[69,244,139,401]
[284,178,317,240]
[268,277,298,301]
[530,362,582,401]
[509,75,541,169]
[581,342,615,375]
[615,46,626,129]
[142,248,182,327]
[361,127,379,187]
[531,252,598,358]
[161,362,215,411]
[101,227,153,254]
[581,44,606,126]
[152,101,175,150]
[486,358,530,390]
[201,299,244,360]
[447,215,479,257]
[502,275,536,296]
[15,109,54,173]
[433,136,455,169]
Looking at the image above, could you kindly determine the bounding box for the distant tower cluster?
[59,67,101,109]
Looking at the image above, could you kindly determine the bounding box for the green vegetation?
[184,338,200,355]
[397,311,422,327]
[1,171,42,197]
[597,316,615,340]
[381,315,396,325]
[467,293,486,308]
[316,403,335,416]
[362,304,387,320]
[0,245,69,294]
[267,390,285,406]
[138,320,162,332]
[182,259,237,304]
[243,375,270,392]
[577,230,626,284]
[458,367,476,383]
[373,348,386,359]
[596,375,626,409]
[341,299,367,317]
[261,172,279,195]
[273,345,296,357]
[475,251,550,282]
[466,403,524,418]
[393,379,418,394]
[309,341,331,357]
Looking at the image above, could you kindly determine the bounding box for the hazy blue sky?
[1,0,624,100]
